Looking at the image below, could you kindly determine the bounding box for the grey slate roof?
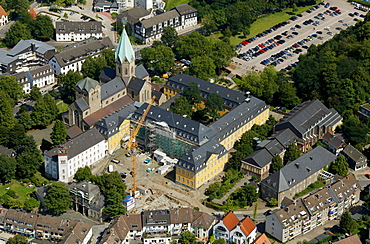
[9,39,55,56]
[167,73,248,109]
[142,209,171,226]
[210,98,268,142]
[101,76,126,101]
[343,144,367,164]
[68,180,105,209]
[140,10,180,29]
[44,127,105,160]
[117,7,151,25]
[99,67,116,83]
[95,103,136,138]
[272,128,297,148]
[75,97,89,112]
[76,77,99,92]
[242,148,273,169]
[56,21,102,34]
[135,64,149,79]
[177,139,227,173]
[322,132,345,149]
[127,77,145,91]
[173,4,197,15]
[0,145,15,157]
[261,146,336,193]
[0,49,18,65]
[275,100,343,137]
[132,103,214,145]
[54,37,114,67]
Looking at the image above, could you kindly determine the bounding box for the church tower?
[115,29,136,78]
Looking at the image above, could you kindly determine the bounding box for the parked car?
[365,174,370,179]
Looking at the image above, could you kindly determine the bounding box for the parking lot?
[228,0,367,75]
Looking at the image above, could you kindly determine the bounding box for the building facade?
[342,144,367,171]
[0,6,8,26]
[44,128,108,183]
[55,21,103,42]
[265,175,360,242]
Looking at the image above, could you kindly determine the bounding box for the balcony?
[144,232,171,239]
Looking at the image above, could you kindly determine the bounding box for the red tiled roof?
[67,125,83,139]
[83,95,134,127]
[253,233,271,244]
[332,235,362,244]
[28,8,37,20]
[272,242,278,244]
[0,6,7,17]
[220,211,239,231]
[239,216,256,237]
[151,83,163,92]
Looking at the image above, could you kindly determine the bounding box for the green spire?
[115,28,135,63]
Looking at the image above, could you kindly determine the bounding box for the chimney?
[31,43,36,53]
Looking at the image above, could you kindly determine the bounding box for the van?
[111,159,120,164]
[108,165,114,173]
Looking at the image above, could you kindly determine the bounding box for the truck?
[108,165,114,173]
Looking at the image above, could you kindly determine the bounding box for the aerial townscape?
[1,0,370,243]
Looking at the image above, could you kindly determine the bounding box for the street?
[228,0,363,76]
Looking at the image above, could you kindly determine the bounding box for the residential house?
[0,208,92,243]
[274,100,343,152]
[260,146,337,203]
[0,145,16,157]
[132,4,197,44]
[332,235,362,244]
[99,207,216,244]
[116,7,152,32]
[55,21,103,42]
[93,0,134,13]
[68,181,105,222]
[0,6,8,26]
[11,64,55,94]
[265,175,360,242]
[48,37,114,75]
[213,211,257,244]
[322,132,346,156]
[94,103,137,153]
[44,127,108,183]
[241,128,297,180]
[342,144,367,171]
[252,234,274,244]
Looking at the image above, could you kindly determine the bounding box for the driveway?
[228,0,363,76]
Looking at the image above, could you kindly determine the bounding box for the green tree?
[45,182,71,215]
[339,211,358,235]
[276,82,301,109]
[141,45,175,74]
[205,93,224,120]
[98,172,127,196]
[0,91,16,128]
[81,56,107,80]
[213,239,226,244]
[24,197,40,211]
[31,94,58,127]
[170,96,193,118]
[30,86,42,101]
[58,70,83,102]
[178,231,197,244]
[0,155,16,183]
[270,155,284,173]
[32,15,55,41]
[292,3,298,12]
[342,115,369,145]
[101,49,116,69]
[103,189,126,218]
[284,143,301,164]
[18,111,34,130]
[161,26,179,47]
[4,21,32,47]
[328,155,349,176]
[74,166,93,181]
[231,184,258,207]
[6,234,28,244]
[0,75,24,101]
[268,198,278,207]
[50,120,67,146]
[8,123,25,148]
[184,82,202,105]
[188,55,216,81]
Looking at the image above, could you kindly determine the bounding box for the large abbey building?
[62,30,153,131]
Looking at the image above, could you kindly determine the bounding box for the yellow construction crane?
[125,97,155,197]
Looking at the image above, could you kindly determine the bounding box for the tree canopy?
[45,182,71,215]
[141,44,175,74]
[6,234,28,244]
[328,155,349,177]
[284,143,301,165]
[4,22,32,47]
[178,231,197,244]
[58,70,83,103]
[103,189,126,218]
[50,120,67,146]
[270,155,284,173]
[161,26,179,47]
[0,75,24,102]
[340,211,358,235]
[32,15,54,41]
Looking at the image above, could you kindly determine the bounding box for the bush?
[294,181,325,199]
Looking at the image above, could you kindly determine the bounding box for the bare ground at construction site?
[91,147,221,214]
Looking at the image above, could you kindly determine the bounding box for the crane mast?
[125,97,155,197]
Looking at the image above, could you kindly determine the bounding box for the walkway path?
[213,176,251,204]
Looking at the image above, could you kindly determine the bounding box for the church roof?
[76,77,99,92]
[115,29,135,63]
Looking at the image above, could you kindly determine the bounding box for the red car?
[365,174,370,179]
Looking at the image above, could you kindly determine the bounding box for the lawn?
[0,180,36,201]
[56,99,69,114]
[212,3,320,46]
[165,0,189,11]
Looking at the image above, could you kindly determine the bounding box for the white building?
[0,6,8,27]
[55,22,103,42]
[213,211,257,244]
[48,37,114,75]
[44,127,108,183]
[11,64,55,94]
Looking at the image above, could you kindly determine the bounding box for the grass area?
[294,181,325,199]
[0,180,35,201]
[212,3,320,46]
[56,99,69,114]
[164,0,189,11]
